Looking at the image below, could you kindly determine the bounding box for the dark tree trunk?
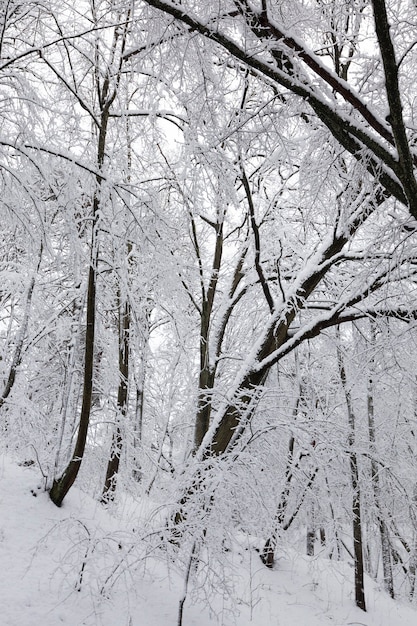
[337,329,366,611]
[350,452,366,611]
[101,297,130,502]
[306,502,316,556]
[50,99,111,506]
[367,322,394,597]
[132,381,144,482]
[49,260,97,507]
[260,434,295,568]
[306,527,315,556]
[193,221,223,451]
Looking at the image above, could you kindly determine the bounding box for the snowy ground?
[1,455,417,626]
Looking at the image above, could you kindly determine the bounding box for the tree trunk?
[50,97,111,506]
[307,527,315,557]
[53,295,83,478]
[101,296,130,503]
[367,321,394,597]
[336,329,366,611]
[49,258,97,507]
[306,503,316,556]
[260,434,295,567]
[193,221,223,451]
[132,378,144,482]
[350,453,366,611]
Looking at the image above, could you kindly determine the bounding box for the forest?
[2,0,417,622]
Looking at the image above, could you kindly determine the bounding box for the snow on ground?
[1,455,417,626]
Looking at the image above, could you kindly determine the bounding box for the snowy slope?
[1,455,417,626]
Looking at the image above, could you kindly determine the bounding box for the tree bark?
[50,88,112,506]
[193,220,223,450]
[49,257,97,507]
[260,433,295,568]
[336,328,366,611]
[101,296,130,503]
[306,526,315,557]
[367,321,394,598]
[49,8,131,505]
